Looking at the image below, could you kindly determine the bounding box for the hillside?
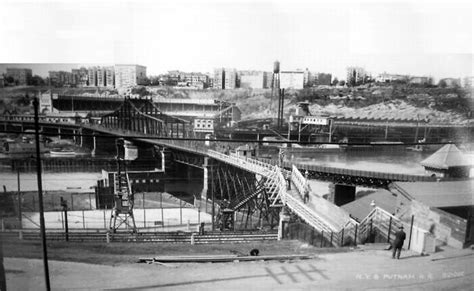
[0,84,472,125]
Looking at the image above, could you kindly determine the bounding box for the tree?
[29,75,45,86]
[332,77,339,86]
[5,76,14,85]
[338,80,346,86]
[438,79,447,88]
[131,86,151,97]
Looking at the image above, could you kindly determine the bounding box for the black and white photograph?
[0,0,473,290]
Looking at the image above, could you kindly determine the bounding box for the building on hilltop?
[280,70,304,89]
[462,76,473,88]
[105,67,115,88]
[213,68,224,89]
[224,68,237,89]
[114,64,147,88]
[316,73,332,86]
[6,68,32,86]
[178,72,209,88]
[303,69,332,87]
[71,67,88,87]
[263,72,272,89]
[375,72,408,83]
[438,78,461,88]
[213,68,237,89]
[409,76,432,85]
[48,71,75,87]
[96,67,106,87]
[346,67,367,86]
[239,71,265,89]
[87,67,97,87]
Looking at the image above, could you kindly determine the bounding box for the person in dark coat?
[392,225,406,259]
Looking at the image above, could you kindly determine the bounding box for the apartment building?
[280,70,304,89]
[346,67,367,86]
[6,68,32,85]
[71,67,88,87]
[239,71,265,89]
[114,64,147,88]
[105,67,115,88]
[87,67,97,87]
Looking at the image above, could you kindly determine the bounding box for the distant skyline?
[0,0,472,81]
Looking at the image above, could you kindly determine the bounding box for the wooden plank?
[139,254,313,263]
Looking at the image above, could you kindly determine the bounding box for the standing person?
[286,172,292,190]
[303,188,310,203]
[392,225,406,259]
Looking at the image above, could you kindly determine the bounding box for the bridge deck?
[1,118,435,183]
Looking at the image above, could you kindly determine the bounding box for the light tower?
[270,60,280,112]
[109,138,138,233]
[271,61,285,130]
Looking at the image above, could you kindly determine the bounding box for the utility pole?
[60,197,69,242]
[33,97,51,291]
[211,164,215,231]
[17,168,22,229]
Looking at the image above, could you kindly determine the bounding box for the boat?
[49,149,77,157]
[284,144,344,154]
[2,140,47,156]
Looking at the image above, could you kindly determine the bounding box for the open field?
[1,235,342,265]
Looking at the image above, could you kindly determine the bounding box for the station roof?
[391,180,474,208]
[420,144,472,169]
[341,189,396,221]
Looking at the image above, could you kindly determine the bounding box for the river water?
[1,150,472,194]
[287,150,434,175]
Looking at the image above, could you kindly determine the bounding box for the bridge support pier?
[200,157,210,200]
[91,133,96,157]
[278,207,290,240]
[328,183,356,206]
[79,128,83,147]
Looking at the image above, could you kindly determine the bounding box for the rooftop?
[420,144,472,169]
[391,180,474,208]
[341,189,397,221]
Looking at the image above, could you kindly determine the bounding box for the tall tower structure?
[109,139,138,233]
[270,61,280,111]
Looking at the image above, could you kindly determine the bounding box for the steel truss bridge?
[0,98,437,246]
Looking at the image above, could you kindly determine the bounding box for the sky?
[0,0,472,81]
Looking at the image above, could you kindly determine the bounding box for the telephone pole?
[33,97,51,290]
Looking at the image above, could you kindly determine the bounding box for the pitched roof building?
[420,144,472,178]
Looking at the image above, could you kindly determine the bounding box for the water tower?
[271,61,285,129]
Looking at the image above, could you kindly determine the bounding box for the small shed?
[420,144,472,178]
[236,144,255,158]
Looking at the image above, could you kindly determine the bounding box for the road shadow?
[107,260,328,290]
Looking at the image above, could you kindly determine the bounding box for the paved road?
[5,246,473,290]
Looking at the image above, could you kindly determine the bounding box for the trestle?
[211,163,280,231]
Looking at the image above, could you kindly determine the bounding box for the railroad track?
[5,231,278,244]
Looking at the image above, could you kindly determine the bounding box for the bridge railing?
[208,150,275,177]
[356,206,434,253]
[273,166,339,236]
[291,165,310,201]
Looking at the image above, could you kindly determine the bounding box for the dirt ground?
[3,237,473,290]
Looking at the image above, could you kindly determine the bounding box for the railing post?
[369,218,373,243]
[341,228,344,246]
[354,224,358,246]
[387,216,392,243]
[408,215,414,250]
